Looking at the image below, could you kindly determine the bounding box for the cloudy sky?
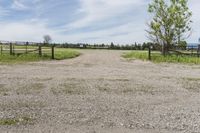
[0,0,199,44]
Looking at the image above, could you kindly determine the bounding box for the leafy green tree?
[147,0,192,55]
[178,41,187,50]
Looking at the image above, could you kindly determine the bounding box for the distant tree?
[43,35,52,45]
[110,42,114,49]
[147,0,192,55]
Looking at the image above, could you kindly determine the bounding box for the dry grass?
[182,78,200,92]
[51,82,87,95]
[16,83,45,95]
[0,84,9,96]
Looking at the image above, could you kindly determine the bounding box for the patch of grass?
[0,118,18,125]
[121,84,156,94]
[123,51,200,64]
[51,82,86,95]
[0,48,80,64]
[183,77,200,81]
[96,82,156,94]
[0,84,9,96]
[182,78,200,92]
[54,48,80,60]
[34,77,53,82]
[123,51,148,61]
[0,117,33,125]
[98,78,129,82]
[0,54,50,64]
[97,83,111,92]
[98,87,110,92]
[16,83,44,95]
[161,76,172,79]
[183,82,200,92]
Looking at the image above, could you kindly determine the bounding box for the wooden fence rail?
[0,43,55,59]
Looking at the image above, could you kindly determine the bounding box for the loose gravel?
[0,50,200,133]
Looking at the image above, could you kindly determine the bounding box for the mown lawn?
[0,48,80,64]
[123,51,200,64]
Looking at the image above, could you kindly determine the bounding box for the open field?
[123,51,200,64]
[0,48,80,64]
[0,50,200,132]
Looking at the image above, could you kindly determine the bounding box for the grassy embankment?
[123,51,200,64]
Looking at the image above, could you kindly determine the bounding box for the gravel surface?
[0,50,200,133]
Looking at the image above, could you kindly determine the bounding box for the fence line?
[0,43,55,59]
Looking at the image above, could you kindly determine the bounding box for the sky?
[0,0,199,44]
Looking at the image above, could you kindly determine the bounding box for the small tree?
[110,42,115,49]
[43,35,52,45]
[147,0,192,55]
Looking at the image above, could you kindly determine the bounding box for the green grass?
[183,77,200,81]
[0,117,33,125]
[0,48,80,64]
[53,48,80,60]
[123,51,200,64]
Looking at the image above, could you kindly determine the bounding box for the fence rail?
[148,44,200,60]
[0,43,55,59]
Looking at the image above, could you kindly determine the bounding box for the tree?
[147,0,192,55]
[178,41,187,50]
[43,35,52,44]
[110,42,115,49]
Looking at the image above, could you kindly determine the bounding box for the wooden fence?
[148,44,200,60]
[0,43,55,59]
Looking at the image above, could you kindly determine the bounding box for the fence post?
[148,45,151,60]
[10,43,13,55]
[26,42,28,54]
[0,45,2,55]
[51,45,55,59]
[39,45,42,56]
[191,45,194,56]
[13,44,15,55]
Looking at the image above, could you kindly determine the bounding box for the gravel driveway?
[0,50,200,133]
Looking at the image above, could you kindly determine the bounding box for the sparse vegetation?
[183,77,200,81]
[16,83,44,95]
[0,84,9,96]
[51,82,86,95]
[182,77,200,92]
[0,117,33,126]
[123,51,200,64]
[1,50,200,132]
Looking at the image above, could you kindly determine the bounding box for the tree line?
[51,42,162,50]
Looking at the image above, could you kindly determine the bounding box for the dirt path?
[0,50,200,133]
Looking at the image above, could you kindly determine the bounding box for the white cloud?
[65,22,146,44]
[188,1,200,42]
[11,0,28,10]
[67,0,146,29]
[0,21,55,42]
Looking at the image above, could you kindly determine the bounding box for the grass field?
[123,51,200,64]
[0,47,80,64]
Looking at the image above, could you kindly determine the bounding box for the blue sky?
[0,0,199,44]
